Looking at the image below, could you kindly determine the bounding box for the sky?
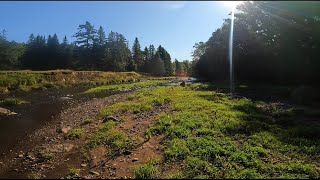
[0,1,233,61]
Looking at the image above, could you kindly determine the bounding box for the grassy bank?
[0,70,142,94]
[99,85,320,178]
[83,79,171,94]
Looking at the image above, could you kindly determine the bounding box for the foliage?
[192,1,320,86]
[0,22,173,75]
[174,59,192,77]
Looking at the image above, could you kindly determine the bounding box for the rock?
[89,146,107,167]
[18,154,24,158]
[63,143,74,152]
[0,107,18,115]
[132,158,139,162]
[89,170,100,176]
[81,163,87,167]
[103,116,120,122]
[180,81,186,87]
[60,97,73,101]
[26,154,36,161]
[60,127,71,134]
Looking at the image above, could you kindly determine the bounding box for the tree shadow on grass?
[198,93,320,157]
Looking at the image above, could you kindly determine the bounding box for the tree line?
[0,21,184,76]
[192,1,320,85]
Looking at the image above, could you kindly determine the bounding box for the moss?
[66,128,84,140]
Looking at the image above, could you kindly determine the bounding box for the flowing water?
[0,86,116,155]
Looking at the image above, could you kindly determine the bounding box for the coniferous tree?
[132,37,143,71]
[74,21,97,49]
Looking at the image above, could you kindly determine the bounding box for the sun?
[221,1,243,8]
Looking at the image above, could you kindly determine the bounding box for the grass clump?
[99,87,172,118]
[82,118,94,125]
[66,128,84,140]
[134,159,160,179]
[1,97,28,106]
[86,121,132,157]
[65,167,80,179]
[40,151,54,161]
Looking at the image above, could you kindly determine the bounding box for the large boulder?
[180,81,186,87]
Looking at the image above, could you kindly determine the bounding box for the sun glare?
[221,1,243,8]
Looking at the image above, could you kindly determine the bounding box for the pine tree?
[73,21,97,49]
[132,37,144,71]
[96,26,106,46]
[156,45,172,76]
[143,47,150,72]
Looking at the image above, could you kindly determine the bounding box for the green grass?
[99,86,171,118]
[104,85,320,178]
[82,118,94,125]
[65,167,80,179]
[0,70,142,93]
[83,80,169,94]
[66,128,84,140]
[1,97,28,105]
[134,159,160,179]
[40,152,54,161]
[86,121,132,157]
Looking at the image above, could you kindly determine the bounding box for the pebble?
[27,155,36,161]
[89,170,100,176]
[132,158,138,162]
[81,163,87,167]
[18,154,24,158]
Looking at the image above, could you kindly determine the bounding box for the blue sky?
[0,1,232,61]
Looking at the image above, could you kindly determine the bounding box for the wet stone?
[89,170,100,176]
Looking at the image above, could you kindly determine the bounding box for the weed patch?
[86,121,132,157]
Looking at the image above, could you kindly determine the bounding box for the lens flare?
[221,1,243,8]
